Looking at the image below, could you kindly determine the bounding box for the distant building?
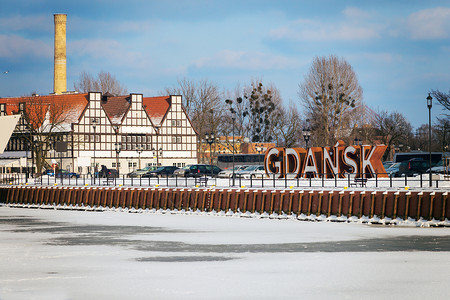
[0,92,198,175]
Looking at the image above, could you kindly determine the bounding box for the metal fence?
[1,172,448,189]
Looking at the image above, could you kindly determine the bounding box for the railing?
[0,172,448,189]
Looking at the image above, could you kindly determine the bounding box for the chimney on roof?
[53,14,67,95]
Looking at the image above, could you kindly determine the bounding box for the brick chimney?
[53,14,67,94]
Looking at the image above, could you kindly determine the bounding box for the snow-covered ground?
[0,206,449,299]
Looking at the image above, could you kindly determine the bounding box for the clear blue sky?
[1,0,449,128]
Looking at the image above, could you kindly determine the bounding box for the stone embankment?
[1,186,448,226]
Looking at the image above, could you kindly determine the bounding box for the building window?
[0,104,5,116]
[112,162,121,168]
[128,162,137,168]
[19,102,25,112]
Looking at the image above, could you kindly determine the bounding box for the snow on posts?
[442,192,448,222]
[429,192,436,221]
[381,191,388,219]
[416,192,424,221]
[404,191,412,221]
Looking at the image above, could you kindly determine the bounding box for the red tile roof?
[0,93,88,129]
[0,93,173,130]
[143,96,171,126]
[101,95,130,125]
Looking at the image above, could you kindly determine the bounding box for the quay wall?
[0,186,448,223]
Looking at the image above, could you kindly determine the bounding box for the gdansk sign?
[264,141,387,178]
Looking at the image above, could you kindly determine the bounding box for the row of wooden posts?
[0,186,448,222]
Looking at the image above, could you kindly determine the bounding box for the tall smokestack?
[53,14,67,94]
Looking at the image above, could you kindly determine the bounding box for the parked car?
[55,170,80,178]
[98,166,119,178]
[43,169,80,178]
[143,166,179,177]
[217,165,250,178]
[383,161,394,169]
[127,166,157,178]
[385,162,400,177]
[173,164,222,177]
[42,169,55,176]
[426,160,447,174]
[235,165,266,179]
[398,158,429,177]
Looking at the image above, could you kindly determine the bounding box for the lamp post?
[205,132,215,165]
[427,93,432,187]
[302,127,311,148]
[91,118,98,183]
[114,142,121,174]
[136,144,144,169]
[154,125,161,166]
[152,147,162,166]
[225,99,238,186]
[256,144,264,165]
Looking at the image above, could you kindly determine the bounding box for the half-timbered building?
[0,92,198,175]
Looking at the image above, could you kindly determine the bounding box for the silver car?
[234,165,266,179]
[217,165,250,178]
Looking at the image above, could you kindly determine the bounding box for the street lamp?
[114,142,121,174]
[302,127,311,148]
[152,147,162,166]
[427,93,432,187]
[231,112,236,185]
[256,144,264,165]
[205,132,215,166]
[225,99,238,184]
[154,125,161,166]
[91,118,99,183]
[136,144,144,169]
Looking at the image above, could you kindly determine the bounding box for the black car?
[98,166,119,178]
[398,158,429,177]
[173,164,222,177]
[143,166,179,177]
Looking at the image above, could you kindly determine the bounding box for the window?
[19,102,25,112]
[128,162,137,168]
[177,120,181,127]
[112,162,121,168]
[0,104,5,116]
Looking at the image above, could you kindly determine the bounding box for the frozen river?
[0,206,449,299]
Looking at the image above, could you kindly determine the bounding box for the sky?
[0,0,449,128]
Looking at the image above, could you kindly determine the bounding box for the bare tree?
[431,89,450,114]
[74,71,127,96]
[165,78,224,163]
[299,55,363,146]
[374,110,413,160]
[271,101,302,147]
[16,97,73,173]
[225,81,281,143]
